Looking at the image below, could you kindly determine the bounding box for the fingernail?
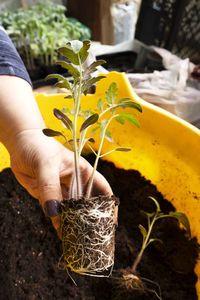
[44,200,60,217]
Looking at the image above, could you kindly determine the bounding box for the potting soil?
[0,157,199,300]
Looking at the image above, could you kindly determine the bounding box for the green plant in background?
[0,1,91,71]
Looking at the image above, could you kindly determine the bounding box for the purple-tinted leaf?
[64,95,73,99]
[80,113,99,132]
[53,108,73,131]
[84,60,106,78]
[68,138,80,143]
[87,137,95,143]
[42,128,63,137]
[115,147,131,151]
[82,76,106,95]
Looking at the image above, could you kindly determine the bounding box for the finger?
[77,156,113,197]
[90,170,113,197]
[86,170,118,224]
[61,183,69,199]
[13,172,39,199]
[51,215,62,239]
[37,166,62,219]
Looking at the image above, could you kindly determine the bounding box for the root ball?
[60,195,119,276]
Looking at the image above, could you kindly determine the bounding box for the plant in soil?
[112,196,191,299]
[43,40,142,277]
[0,163,198,299]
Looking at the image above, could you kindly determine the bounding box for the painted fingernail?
[44,200,60,217]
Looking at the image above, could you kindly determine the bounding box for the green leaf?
[57,45,79,65]
[82,76,106,95]
[53,108,73,131]
[61,107,73,114]
[56,61,80,79]
[140,210,156,218]
[115,113,140,128]
[110,106,117,115]
[105,129,114,143]
[100,119,108,138]
[42,128,63,137]
[148,196,161,214]
[45,74,71,90]
[139,224,147,240]
[86,137,95,143]
[169,212,191,237]
[55,82,71,90]
[117,100,142,112]
[70,40,83,53]
[106,82,118,104]
[79,40,91,63]
[84,60,106,78]
[80,113,99,132]
[91,126,100,136]
[97,98,103,112]
[148,238,163,245]
[45,73,65,81]
[80,109,93,118]
[64,95,73,99]
[117,97,132,103]
[157,212,165,218]
[115,147,131,152]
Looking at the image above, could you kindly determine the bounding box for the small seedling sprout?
[113,196,191,299]
[132,196,191,273]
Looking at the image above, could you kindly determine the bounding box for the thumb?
[37,166,62,234]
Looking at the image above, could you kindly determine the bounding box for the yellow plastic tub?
[0,72,199,295]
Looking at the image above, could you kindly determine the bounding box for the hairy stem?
[99,100,133,118]
[86,115,117,198]
[72,54,82,199]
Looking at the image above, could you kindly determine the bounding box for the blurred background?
[0,0,200,126]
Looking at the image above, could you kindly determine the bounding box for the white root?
[60,195,119,277]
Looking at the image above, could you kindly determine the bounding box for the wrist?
[4,128,45,155]
[0,76,45,152]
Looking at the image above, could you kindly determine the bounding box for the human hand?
[9,129,113,238]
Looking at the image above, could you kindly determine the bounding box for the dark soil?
[0,157,199,300]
